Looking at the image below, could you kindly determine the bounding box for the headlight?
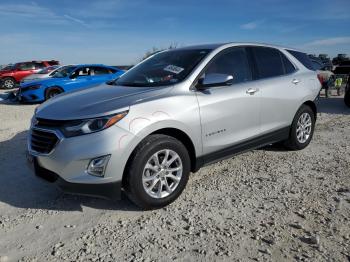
[60,111,128,137]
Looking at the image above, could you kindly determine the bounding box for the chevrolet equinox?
[27,43,321,209]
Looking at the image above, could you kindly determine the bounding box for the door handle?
[246,88,259,95]
[292,79,300,85]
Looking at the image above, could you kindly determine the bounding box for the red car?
[0,60,59,89]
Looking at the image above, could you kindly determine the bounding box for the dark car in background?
[334,61,350,75]
[0,60,59,89]
[345,74,350,107]
[308,55,332,71]
[332,54,349,66]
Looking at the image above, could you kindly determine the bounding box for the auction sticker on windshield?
[164,65,184,74]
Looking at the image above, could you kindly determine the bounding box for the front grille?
[31,129,59,154]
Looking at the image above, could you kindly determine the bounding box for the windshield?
[115,49,211,87]
[51,66,77,78]
[38,66,58,74]
[2,64,14,71]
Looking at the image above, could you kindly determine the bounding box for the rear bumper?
[27,152,122,200]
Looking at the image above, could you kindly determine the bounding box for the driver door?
[195,47,261,155]
[65,67,93,91]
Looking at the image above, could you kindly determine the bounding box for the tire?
[2,77,16,89]
[345,89,350,108]
[124,134,191,210]
[337,87,344,96]
[45,87,62,100]
[284,105,315,150]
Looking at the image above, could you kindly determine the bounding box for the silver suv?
[27,43,321,209]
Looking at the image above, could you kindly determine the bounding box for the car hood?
[0,69,13,75]
[24,73,47,79]
[36,83,171,120]
[21,77,64,87]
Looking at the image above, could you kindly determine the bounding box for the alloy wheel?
[296,112,312,143]
[3,79,14,89]
[142,149,183,199]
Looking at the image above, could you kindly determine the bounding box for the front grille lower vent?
[30,129,59,154]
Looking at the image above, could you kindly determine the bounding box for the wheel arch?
[2,76,16,81]
[1,76,17,88]
[302,100,317,120]
[121,127,198,189]
[44,85,64,98]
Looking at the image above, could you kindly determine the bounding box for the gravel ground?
[0,90,349,262]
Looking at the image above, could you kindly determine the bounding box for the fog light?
[87,155,111,177]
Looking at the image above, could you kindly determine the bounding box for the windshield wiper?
[114,82,147,87]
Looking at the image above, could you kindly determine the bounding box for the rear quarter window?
[281,53,296,74]
[252,47,284,78]
[286,50,314,70]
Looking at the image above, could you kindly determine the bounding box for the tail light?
[317,74,324,85]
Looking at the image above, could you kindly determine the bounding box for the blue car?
[18,64,124,102]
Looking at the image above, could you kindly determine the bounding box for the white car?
[28,43,321,209]
[21,65,61,83]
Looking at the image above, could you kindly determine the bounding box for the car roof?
[173,42,304,53]
[73,64,117,69]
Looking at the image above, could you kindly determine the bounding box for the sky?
[0,0,349,65]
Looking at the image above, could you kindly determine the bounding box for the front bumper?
[17,88,45,102]
[27,124,140,200]
[27,150,122,200]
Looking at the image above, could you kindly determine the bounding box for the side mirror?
[106,77,119,85]
[196,73,234,89]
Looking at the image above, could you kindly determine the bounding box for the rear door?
[249,46,298,134]
[196,46,261,155]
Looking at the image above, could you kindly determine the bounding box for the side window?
[253,47,284,79]
[286,50,314,70]
[281,53,296,74]
[18,62,35,71]
[205,47,252,84]
[34,62,45,69]
[71,67,91,78]
[92,67,112,75]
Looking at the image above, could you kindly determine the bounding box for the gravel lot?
[0,90,349,262]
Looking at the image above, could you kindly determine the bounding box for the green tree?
[141,43,178,61]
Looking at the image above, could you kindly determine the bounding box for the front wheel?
[284,105,315,150]
[45,87,62,100]
[2,77,16,89]
[124,134,190,210]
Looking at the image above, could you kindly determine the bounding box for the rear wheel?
[2,77,16,89]
[284,105,315,150]
[124,134,190,210]
[45,87,62,100]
